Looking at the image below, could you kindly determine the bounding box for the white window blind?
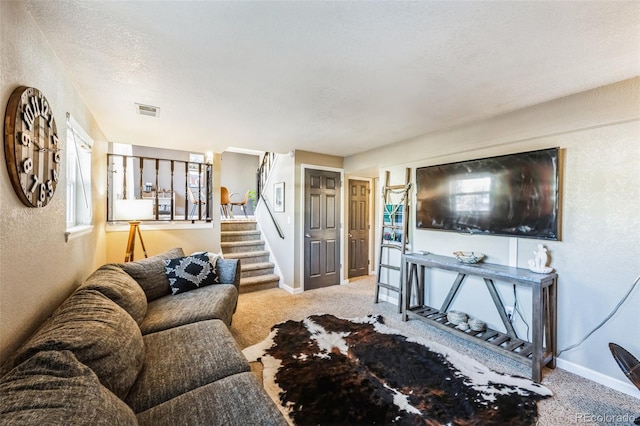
[66,114,93,230]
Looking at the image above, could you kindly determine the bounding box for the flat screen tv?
[415,148,559,240]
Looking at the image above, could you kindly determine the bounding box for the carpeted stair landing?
[221,220,280,293]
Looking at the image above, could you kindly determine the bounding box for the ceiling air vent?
[136,103,160,117]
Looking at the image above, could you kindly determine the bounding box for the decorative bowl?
[528,266,553,274]
[453,251,485,264]
[447,310,468,325]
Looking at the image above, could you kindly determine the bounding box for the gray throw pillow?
[118,247,185,301]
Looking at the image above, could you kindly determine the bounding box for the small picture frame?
[274,182,284,212]
[188,171,200,187]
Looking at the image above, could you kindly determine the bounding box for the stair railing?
[260,192,285,239]
[257,152,277,199]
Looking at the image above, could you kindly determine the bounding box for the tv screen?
[416,148,559,240]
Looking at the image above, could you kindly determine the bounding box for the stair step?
[220,221,281,292]
[221,240,265,253]
[221,230,261,242]
[221,221,257,232]
[241,262,275,278]
[223,250,270,264]
[239,274,280,294]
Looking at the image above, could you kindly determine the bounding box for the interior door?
[348,179,369,278]
[304,169,341,290]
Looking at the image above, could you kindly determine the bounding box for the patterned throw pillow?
[164,253,219,295]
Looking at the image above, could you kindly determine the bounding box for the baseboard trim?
[555,358,640,399]
[375,292,399,305]
[279,282,302,295]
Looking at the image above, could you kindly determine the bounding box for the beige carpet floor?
[229,276,639,425]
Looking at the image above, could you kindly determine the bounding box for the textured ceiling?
[25,1,640,157]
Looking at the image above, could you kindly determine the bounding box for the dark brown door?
[348,179,369,278]
[304,169,341,290]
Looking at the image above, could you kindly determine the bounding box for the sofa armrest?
[216,258,240,294]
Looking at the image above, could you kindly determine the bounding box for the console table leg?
[548,278,557,368]
[532,284,543,383]
[418,265,425,306]
[402,261,413,321]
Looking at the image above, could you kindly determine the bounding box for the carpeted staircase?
[221,220,280,293]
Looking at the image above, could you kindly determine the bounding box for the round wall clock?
[4,86,60,208]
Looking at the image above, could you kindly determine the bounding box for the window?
[66,114,93,230]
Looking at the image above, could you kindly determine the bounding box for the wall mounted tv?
[415,148,559,240]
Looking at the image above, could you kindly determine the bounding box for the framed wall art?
[274,182,284,212]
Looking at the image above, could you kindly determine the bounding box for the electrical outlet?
[505,306,514,320]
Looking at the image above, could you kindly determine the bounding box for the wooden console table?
[401,252,557,383]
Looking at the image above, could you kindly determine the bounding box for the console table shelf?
[402,252,557,383]
[408,305,536,362]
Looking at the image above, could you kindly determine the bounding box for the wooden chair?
[230,190,249,218]
[220,186,232,218]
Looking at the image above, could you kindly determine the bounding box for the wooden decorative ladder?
[374,168,411,312]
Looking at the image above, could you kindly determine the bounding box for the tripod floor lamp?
[115,199,154,262]
[124,220,147,262]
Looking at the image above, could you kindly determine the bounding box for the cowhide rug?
[243,314,552,426]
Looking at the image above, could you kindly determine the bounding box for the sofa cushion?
[164,253,219,295]
[0,350,138,425]
[80,263,147,324]
[139,284,238,335]
[13,289,145,400]
[119,247,185,301]
[126,319,249,413]
[136,372,287,426]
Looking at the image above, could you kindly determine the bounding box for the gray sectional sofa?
[0,248,286,426]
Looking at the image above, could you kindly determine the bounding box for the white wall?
[345,78,640,395]
[0,2,108,363]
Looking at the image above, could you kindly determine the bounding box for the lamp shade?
[114,199,154,220]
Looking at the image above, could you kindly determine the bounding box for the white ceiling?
[26,1,640,157]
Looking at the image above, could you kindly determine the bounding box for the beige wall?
[345,77,640,394]
[105,226,219,262]
[0,2,108,363]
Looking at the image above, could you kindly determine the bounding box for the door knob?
[348,233,353,237]
[305,233,311,238]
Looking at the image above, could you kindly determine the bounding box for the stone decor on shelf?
[528,244,553,274]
